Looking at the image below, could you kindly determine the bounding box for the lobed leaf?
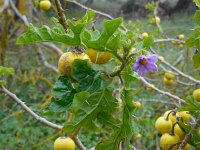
[17,11,95,45]
[96,89,134,150]
[63,88,118,134]
[81,18,123,52]
[49,75,76,112]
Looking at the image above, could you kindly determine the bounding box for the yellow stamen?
[140,58,147,65]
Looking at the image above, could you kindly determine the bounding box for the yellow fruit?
[54,137,75,150]
[171,40,178,45]
[58,52,90,75]
[147,87,153,92]
[177,111,190,122]
[39,0,51,11]
[86,49,112,64]
[160,133,180,150]
[179,34,184,40]
[163,110,176,124]
[193,88,200,102]
[179,44,184,49]
[174,124,185,140]
[155,116,172,134]
[163,78,174,86]
[183,144,191,150]
[155,16,160,24]
[134,133,142,139]
[142,32,149,39]
[152,16,160,25]
[164,72,175,80]
[134,101,142,109]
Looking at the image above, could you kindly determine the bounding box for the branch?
[154,38,185,44]
[54,0,68,32]
[150,47,200,84]
[73,136,86,150]
[66,0,113,19]
[0,0,9,12]
[9,0,29,26]
[140,99,178,106]
[1,86,87,150]
[140,77,185,105]
[65,0,127,31]
[41,42,63,56]
[37,48,59,73]
[1,86,62,130]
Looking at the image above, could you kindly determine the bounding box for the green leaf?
[49,97,69,112]
[142,36,154,49]
[81,18,123,52]
[186,27,200,48]
[193,10,200,26]
[16,24,79,45]
[71,59,102,92]
[192,50,200,68]
[106,33,121,52]
[17,11,95,45]
[49,76,76,112]
[0,66,14,76]
[145,2,155,11]
[50,17,66,33]
[96,89,134,150]
[189,129,200,147]
[179,96,200,112]
[194,0,200,8]
[121,67,139,87]
[63,88,118,134]
[0,80,6,86]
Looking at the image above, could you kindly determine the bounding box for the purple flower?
[132,54,158,77]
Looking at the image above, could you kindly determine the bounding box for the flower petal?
[146,54,158,63]
[133,62,140,71]
[145,63,158,72]
[137,65,148,77]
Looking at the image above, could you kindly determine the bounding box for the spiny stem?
[54,0,68,32]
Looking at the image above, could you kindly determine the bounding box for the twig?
[41,43,63,56]
[150,47,200,84]
[154,38,185,44]
[140,99,178,106]
[65,0,127,31]
[54,0,68,32]
[1,86,62,130]
[37,48,59,73]
[73,136,86,150]
[153,1,163,33]
[0,0,9,12]
[173,54,183,66]
[9,0,29,26]
[140,77,185,104]
[1,86,87,150]
[66,0,113,19]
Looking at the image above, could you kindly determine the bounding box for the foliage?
[1,0,200,149]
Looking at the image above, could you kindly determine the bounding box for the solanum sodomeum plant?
[15,0,200,149]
